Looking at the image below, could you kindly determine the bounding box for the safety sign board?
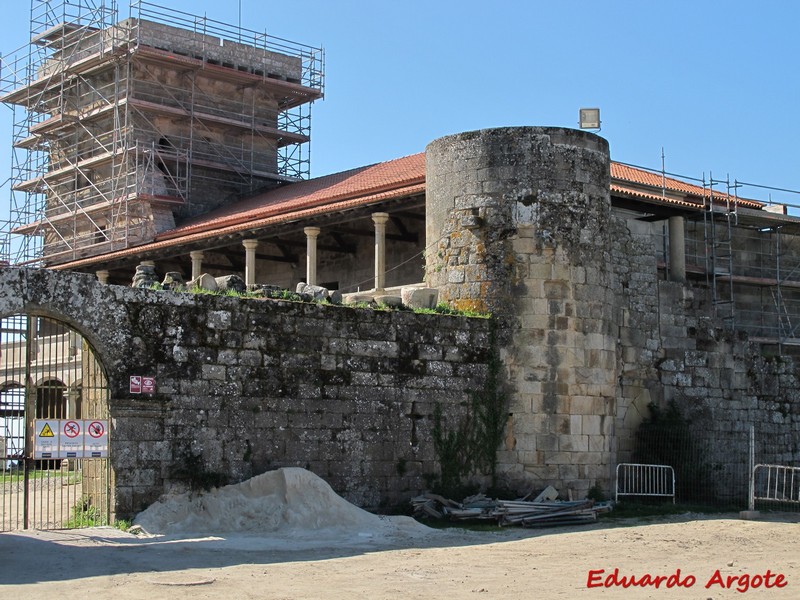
[60,420,83,458]
[34,419,109,459]
[35,420,59,459]
[130,375,142,394]
[84,420,108,458]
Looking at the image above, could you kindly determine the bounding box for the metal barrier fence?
[750,464,800,508]
[615,463,676,503]
[626,415,800,511]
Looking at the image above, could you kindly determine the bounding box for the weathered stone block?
[400,286,439,309]
[201,364,227,381]
[207,310,232,330]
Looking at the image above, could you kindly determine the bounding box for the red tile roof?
[158,153,426,241]
[165,156,761,243]
[53,151,769,270]
[612,163,705,197]
[610,163,762,209]
[610,183,700,209]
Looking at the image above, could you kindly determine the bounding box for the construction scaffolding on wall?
[649,168,800,351]
[0,0,324,266]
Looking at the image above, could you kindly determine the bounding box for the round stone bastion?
[425,126,617,495]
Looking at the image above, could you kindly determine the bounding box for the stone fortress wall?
[425,127,800,499]
[0,267,493,517]
[1,127,798,516]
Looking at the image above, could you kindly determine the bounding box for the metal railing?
[132,0,324,92]
[751,464,800,507]
[615,463,676,503]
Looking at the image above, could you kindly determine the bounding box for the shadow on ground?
[4,511,790,585]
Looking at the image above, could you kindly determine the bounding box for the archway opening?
[1,313,112,531]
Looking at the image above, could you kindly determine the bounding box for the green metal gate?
[1,314,111,530]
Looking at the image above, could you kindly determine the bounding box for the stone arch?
[0,268,135,397]
[0,308,114,528]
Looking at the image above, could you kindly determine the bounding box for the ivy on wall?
[431,323,507,497]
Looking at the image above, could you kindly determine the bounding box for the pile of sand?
[133,467,432,541]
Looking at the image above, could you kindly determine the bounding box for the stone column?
[67,388,80,419]
[242,239,259,286]
[668,216,686,283]
[95,270,109,285]
[372,212,390,292]
[189,250,204,281]
[304,227,321,286]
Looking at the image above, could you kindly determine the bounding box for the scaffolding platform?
[0,0,324,267]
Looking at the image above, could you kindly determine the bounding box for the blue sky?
[1,0,798,206]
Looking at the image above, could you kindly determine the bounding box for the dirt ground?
[1,477,82,530]
[1,513,798,599]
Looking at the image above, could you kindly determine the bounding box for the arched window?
[36,379,67,420]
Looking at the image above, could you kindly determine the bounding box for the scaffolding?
[702,173,738,328]
[643,167,800,350]
[0,0,324,266]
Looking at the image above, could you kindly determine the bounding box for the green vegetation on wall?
[431,323,507,497]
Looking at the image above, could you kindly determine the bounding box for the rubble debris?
[411,491,612,528]
[296,282,343,304]
[161,272,185,291]
[374,294,403,307]
[131,264,158,288]
[528,485,559,503]
[400,286,439,309]
[188,273,218,291]
[215,274,247,293]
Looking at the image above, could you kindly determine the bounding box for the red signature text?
[587,568,788,592]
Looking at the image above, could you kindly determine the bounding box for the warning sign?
[84,419,109,458]
[61,420,84,458]
[63,420,80,438]
[87,421,105,438]
[33,419,110,459]
[130,375,142,394]
[35,420,60,459]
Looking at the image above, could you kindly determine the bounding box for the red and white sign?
[130,375,142,394]
[61,420,84,458]
[63,420,81,438]
[142,376,156,393]
[87,421,105,438]
[84,419,109,458]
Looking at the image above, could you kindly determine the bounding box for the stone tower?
[1,1,323,265]
[426,126,618,495]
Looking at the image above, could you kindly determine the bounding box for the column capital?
[95,270,110,284]
[371,212,390,226]
[242,239,260,250]
[189,250,205,260]
[304,226,321,238]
